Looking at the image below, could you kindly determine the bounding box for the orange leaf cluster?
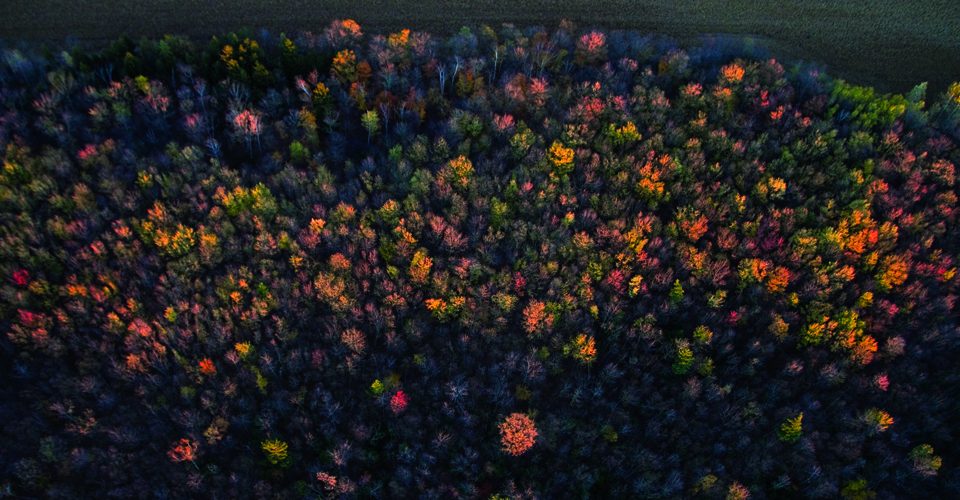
[198,358,216,376]
[168,438,197,462]
[677,208,708,242]
[548,141,575,172]
[409,249,433,285]
[499,413,538,456]
[332,49,358,82]
[876,255,909,291]
[445,155,474,188]
[425,296,465,321]
[388,29,411,49]
[523,300,549,334]
[720,63,745,83]
[309,218,326,234]
[848,334,879,365]
[765,266,791,293]
[572,333,597,364]
[333,19,362,38]
[866,408,895,432]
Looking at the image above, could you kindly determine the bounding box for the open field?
[1,1,958,95]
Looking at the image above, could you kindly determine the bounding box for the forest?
[1,19,958,498]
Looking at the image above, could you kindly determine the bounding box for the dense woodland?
[1,19,959,498]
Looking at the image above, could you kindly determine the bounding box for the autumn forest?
[1,19,959,498]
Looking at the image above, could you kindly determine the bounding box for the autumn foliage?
[390,389,409,414]
[499,413,538,456]
[167,438,198,463]
[0,19,958,499]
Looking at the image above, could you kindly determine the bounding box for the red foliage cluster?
[168,438,198,462]
[499,413,538,456]
[233,109,261,135]
[522,300,550,334]
[198,358,216,376]
[12,269,29,286]
[316,471,338,491]
[390,390,408,414]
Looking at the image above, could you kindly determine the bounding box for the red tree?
[390,390,408,414]
[499,413,538,455]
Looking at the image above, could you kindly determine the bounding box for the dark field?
[1,0,958,94]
